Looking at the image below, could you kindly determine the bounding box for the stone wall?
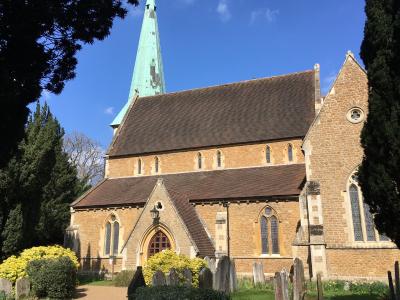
[107,139,304,178]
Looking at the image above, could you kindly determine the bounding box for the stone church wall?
[195,200,300,276]
[304,54,400,279]
[107,139,304,178]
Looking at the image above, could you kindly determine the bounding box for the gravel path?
[74,285,127,300]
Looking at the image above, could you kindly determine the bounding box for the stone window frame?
[265,145,272,164]
[153,156,160,174]
[215,150,224,169]
[136,158,143,176]
[346,171,391,244]
[197,152,203,170]
[257,206,281,257]
[346,107,365,124]
[287,143,294,163]
[103,213,122,257]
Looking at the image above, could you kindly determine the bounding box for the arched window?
[148,230,171,258]
[104,215,120,256]
[104,222,112,255]
[260,207,280,255]
[138,159,142,175]
[217,150,222,168]
[266,145,271,163]
[197,152,202,170]
[348,173,387,242]
[154,157,159,173]
[288,144,293,162]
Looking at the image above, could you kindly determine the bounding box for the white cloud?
[217,0,231,22]
[104,107,114,115]
[250,8,279,25]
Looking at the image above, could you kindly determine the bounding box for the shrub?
[26,256,77,299]
[0,245,79,283]
[114,270,135,287]
[143,250,206,287]
[131,286,230,300]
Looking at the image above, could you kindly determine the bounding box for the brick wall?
[107,139,304,178]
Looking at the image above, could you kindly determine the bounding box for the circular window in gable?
[346,107,364,124]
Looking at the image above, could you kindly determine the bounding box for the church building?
[67,0,400,280]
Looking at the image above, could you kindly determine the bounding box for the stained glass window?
[148,231,171,258]
[349,184,363,241]
[260,216,269,254]
[105,222,111,255]
[266,146,271,163]
[271,216,279,254]
[363,203,376,241]
[112,222,120,255]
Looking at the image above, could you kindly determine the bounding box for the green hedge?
[114,270,135,287]
[130,286,230,300]
[26,256,77,299]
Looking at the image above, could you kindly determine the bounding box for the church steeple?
[111,0,165,128]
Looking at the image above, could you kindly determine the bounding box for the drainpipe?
[223,202,230,259]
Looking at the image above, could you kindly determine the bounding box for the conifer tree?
[0,103,84,257]
[359,0,400,246]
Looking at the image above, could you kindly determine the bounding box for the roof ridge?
[135,69,315,101]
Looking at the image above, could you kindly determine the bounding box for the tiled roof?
[108,71,316,157]
[72,165,306,257]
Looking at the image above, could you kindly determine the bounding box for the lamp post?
[150,205,160,225]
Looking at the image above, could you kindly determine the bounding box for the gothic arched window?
[154,157,159,173]
[288,144,293,162]
[197,152,202,170]
[260,207,280,255]
[138,159,142,175]
[217,150,222,168]
[266,145,271,163]
[348,172,389,242]
[104,215,120,256]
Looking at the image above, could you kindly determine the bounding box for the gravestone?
[166,268,180,286]
[274,270,289,300]
[152,270,166,286]
[0,279,12,296]
[317,273,323,300]
[229,259,237,292]
[15,278,30,300]
[253,262,265,284]
[293,258,305,300]
[214,256,230,293]
[204,256,216,274]
[182,268,192,287]
[127,266,146,297]
[199,268,213,290]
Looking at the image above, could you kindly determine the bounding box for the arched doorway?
[147,230,171,258]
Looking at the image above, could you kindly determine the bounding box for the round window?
[346,107,364,124]
[156,202,163,211]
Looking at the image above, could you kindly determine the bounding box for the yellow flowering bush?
[0,245,79,283]
[143,249,206,287]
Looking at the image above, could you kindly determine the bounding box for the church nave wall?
[107,139,304,178]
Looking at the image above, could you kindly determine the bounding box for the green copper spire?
[111,0,165,127]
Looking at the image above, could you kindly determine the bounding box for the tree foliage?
[0,103,86,258]
[0,0,138,168]
[359,0,400,247]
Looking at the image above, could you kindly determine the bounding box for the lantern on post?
[150,205,160,225]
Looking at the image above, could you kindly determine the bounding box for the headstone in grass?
[15,278,30,300]
[229,259,237,293]
[199,267,213,290]
[280,270,289,300]
[152,270,166,287]
[214,256,230,293]
[127,266,146,297]
[253,262,265,284]
[205,256,216,274]
[166,268,180,286]
[317,273,323,300]
[293,258,305,300]
[0,279,12,297]
[274,272,283,300]
[182,268,193,287]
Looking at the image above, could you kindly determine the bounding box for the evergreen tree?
[359,0,400,247]
[0,103,84,257]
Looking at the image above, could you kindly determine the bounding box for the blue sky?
[38,0,366,148]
